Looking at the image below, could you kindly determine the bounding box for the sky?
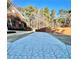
[12,0,71,15]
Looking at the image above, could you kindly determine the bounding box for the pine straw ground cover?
[49,27,71,45]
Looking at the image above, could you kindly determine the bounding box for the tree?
[7,0,11,9]
[43,7,51,27]
[57,18,65,27]
[20,5,37,16]
[63,10,71,27]
[53,19,57,28]
[51,9,56,19]
[40,9,43,15]
[59,9,64,17]
[50,9,56,28]
[43,7,50,17]
[19,6,37,27]
[59,9,71,27]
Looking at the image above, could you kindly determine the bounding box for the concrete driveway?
[8,32,71,59]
